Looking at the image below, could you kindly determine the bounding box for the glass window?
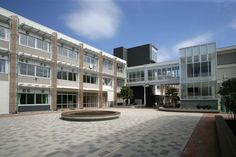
[42,41,49,51]
[20,94,26,104]
[57,71,62,79]
[19,63,27,75]
[20,34,27,46]
[68,72,73,81]
[36,66,43,77]
[202,82,209,96]
[187,83,194,97]
[37,39,43,49]
[63,48,68,57]
[0,59,6,72]
[27,94,34,104]
[28,36,35,48]
[201,54,207,62]
[201,62,208,77]
[187,64,193,77]
[194,63,200,77]
[43,68,49,78]
[194,83,201,96]
[103,77,112,86]
[36,94,42,104]
[187,57,192,63]
[194,56,199,63]
[0,27,6,39]
[62,71,67,80]
[27,64,35,76]
[57,95,62,104]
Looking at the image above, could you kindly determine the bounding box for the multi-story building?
[123,43,236,110]
[0,7,126,114]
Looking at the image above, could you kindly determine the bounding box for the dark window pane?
[57,95,62,104]
[62,71,67,80]
[201,62,208,77]
[63,95,67,104]
[68,72,73,81]
[36,66,43,77]
[27,94,34,104]
[57,71,62,79]
[187,64,193,77]
[36,94,42,104]
[20,94,26,104]
[194,63,200,77]
[20,63,27,75]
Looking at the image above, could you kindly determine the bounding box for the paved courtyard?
[0,108,202,157]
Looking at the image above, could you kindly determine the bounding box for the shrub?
[196,105,201,109]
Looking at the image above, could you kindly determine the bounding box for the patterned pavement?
[0,108,202,157]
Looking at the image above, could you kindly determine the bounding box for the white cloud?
[158,32,213,62]
[229,19,236,30]
[65,0,121,40]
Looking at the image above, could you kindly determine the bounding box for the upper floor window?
[128,71,144,82]
[19,59,50,78]
[117,78,125,87]
[83,73,97,84]
[84,53,98,66]
[0,26,8,40]
[19,34,50,52]
[57,46,78,60]
[57,69,77,81]
[103,59,113,70]
[117,64,124,73]
[103,77,112,86]
[0,59,7,73]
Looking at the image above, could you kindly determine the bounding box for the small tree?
[218,78,236,119]
[165,87,179,108]
[120,86,134,105]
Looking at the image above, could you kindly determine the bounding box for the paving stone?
[0,108,202,157]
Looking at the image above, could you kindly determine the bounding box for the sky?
[1,0,236,61]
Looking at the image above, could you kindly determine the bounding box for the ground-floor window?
[83,93,98,107]
[18,92,48,105]
[57,92,77,109]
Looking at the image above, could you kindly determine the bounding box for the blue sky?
[1,0,236,61]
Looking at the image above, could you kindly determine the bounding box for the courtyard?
[0,109,202,157]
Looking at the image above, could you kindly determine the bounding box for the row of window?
[57,46,78,60]
[57,92,77,109]
[186,61,211,78]
[103,77,112,86]
[181,82,214,99]
[148,66,179,81]
[57,70,77,81]
[83,73,97,84]
[128,71,144,82]
[20,34,50,52]
[18,93,48,105]
[19,62,50,78]
[83,93,98,107]
[84,53,98,66]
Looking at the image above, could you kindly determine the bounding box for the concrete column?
[50,32,57,111]
[98,52,103,108]
[9,15,19,114]
[113,58,117,106]
[79,44,84,109]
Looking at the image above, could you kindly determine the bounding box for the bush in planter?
[196,105,201,109]
[206,105,211,109]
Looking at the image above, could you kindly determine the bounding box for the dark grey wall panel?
[217,51,236,65]
[18,105,50,112]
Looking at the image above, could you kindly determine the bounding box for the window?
[0,26,6,40]
[117,64,124,73]
[27,64,35,76]
[117,79,125,87]
[187,64,193,77]
[19,94,26,104]
[19,62,27,75]
[36,94,48,104]
[57,69,77,81]
[103,59,113,70]
[202,82,209,96]
[201,62,208,77]
[20,34,27,46]
[58,46,78,60]
[28,36,35,48]
[84,53,98,66]
[83,73,97,84]
[27,94,34,104]
[103,77,112,86]
[194,63,200,77]
[0,59,6,72]
[187,84,194,97]
[20,34,50,52]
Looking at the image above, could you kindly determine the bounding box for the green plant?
[196,104,201,109]
[218,78,236,119]
[165,87,179,108]
[120,86,134,105]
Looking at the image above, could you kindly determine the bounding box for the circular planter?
[61,110,121,121]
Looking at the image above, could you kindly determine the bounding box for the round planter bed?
[61,110,121,121]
